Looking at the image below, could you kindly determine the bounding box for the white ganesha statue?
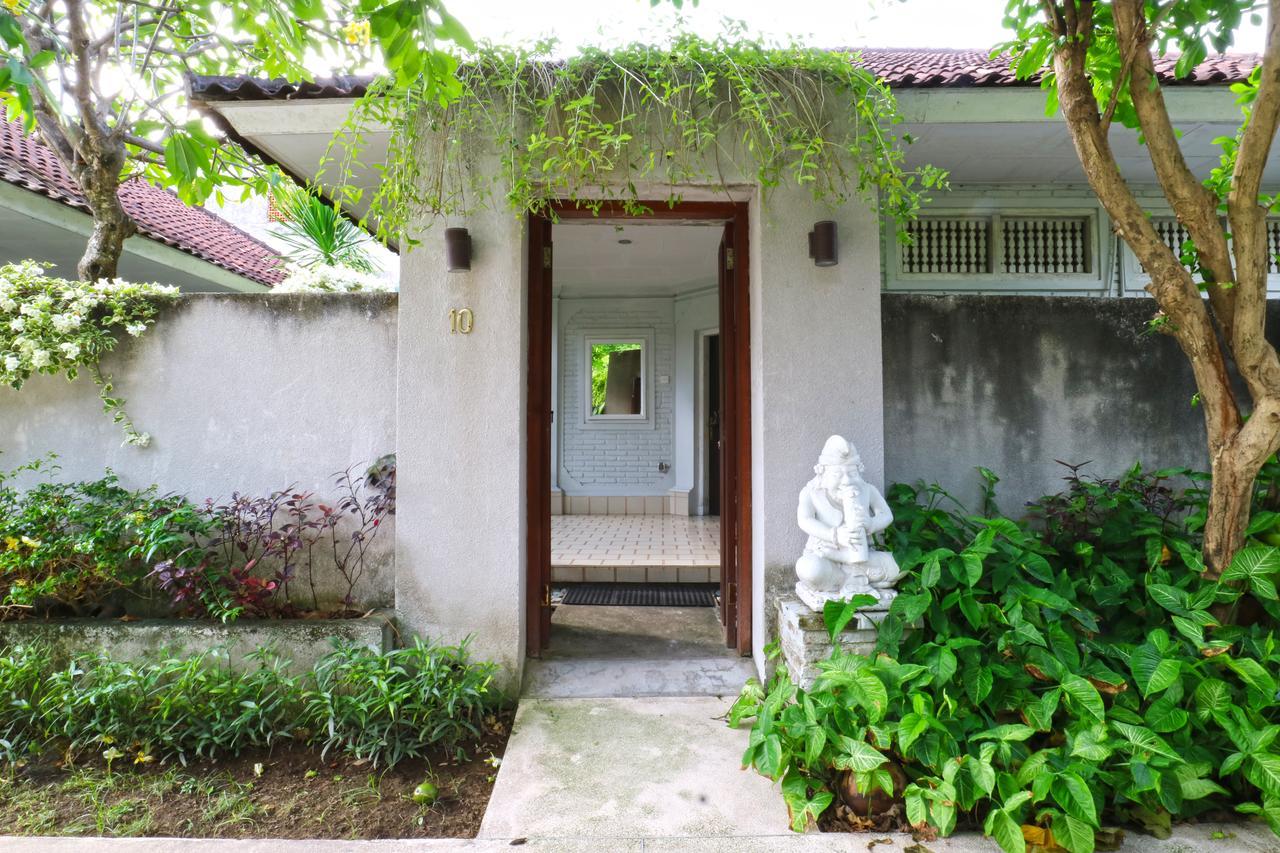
[795,435,903,612]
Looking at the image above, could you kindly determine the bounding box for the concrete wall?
[396,202,528,690]
[750,191,886,674]
[881,294,1232,513]
[558,297,674,496]
[0,293,399,609]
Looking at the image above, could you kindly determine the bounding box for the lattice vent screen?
[1150,217,1280,276]
[901,215,1092,275]
[901,218,992,274]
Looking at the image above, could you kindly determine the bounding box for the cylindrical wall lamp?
[808,221,838,267]
[445,227,472,272]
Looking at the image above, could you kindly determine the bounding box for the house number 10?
[449,308,474,334]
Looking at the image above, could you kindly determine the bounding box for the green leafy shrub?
[0,456,178,617]
[306,639,496,766]
[733,464,1280,851]
[0,638,497,768]
[0,456,396,621]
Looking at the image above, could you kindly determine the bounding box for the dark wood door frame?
[525,200,752,657]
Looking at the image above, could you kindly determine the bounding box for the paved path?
[479,695,786,839]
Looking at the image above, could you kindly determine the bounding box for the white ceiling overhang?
[895,87,1280,184]
[208,99,391,231]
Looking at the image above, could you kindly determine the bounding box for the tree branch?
[1228,0,1280,401]
[122,133,165,155]
[1114,0,1239,345]
[1050,12,1241,459]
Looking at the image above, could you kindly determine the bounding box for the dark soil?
[0,719,510,839]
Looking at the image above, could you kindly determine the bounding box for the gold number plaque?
[449,308,475,334]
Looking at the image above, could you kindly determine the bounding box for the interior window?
[588,341,644,417]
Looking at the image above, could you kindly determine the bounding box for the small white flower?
[18,303,38,317]
[3,355,18,372]
[51,313,82,333]
[58,342,80,359]
[125,322,147,337]
[0,296,15,312]
[30,350,50,368]
[8,317,23,332]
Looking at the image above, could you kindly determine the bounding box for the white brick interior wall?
[560,298,675,494]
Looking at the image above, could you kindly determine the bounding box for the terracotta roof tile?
[0,120,284,286]
[188,49,1260,103]
[852,47,1259,88]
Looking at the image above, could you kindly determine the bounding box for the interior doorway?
[525,201,751,661]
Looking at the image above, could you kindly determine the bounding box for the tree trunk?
[72,147,136,282]
[1205,448,1257,576]
[78,207,133,281]
[1203,396,1280,576]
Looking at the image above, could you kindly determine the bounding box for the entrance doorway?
[525,201,751,661]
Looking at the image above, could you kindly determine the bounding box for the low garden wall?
[0,609,395,673]
[0,292,399,610]
[881,294,1278,512]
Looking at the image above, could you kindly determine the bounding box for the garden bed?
[0,718,510,839]
[0,609,394,673]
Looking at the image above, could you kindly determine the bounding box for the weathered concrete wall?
[882,294,1235,514]
[0,293,399,609]
[0,610,394,673]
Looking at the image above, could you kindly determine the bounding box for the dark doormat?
[560,582,717,607]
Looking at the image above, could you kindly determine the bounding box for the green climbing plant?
[325,28,946,246]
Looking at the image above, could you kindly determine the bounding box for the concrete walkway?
[479,695,785,839]
[522,605,756,698]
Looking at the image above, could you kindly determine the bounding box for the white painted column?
[396,206,528,691]
[750,192,885,675]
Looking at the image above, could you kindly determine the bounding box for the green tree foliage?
[270,185,378,273]
[734,464,1280,849]
[0,0,470,280]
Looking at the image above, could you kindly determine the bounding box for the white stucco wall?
[0,293,399,608]
[396,204,528,689]
[749,192,885,674]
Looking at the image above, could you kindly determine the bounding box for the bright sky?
[456,0,1268,54]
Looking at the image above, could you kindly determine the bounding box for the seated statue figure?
[794,435,902,612]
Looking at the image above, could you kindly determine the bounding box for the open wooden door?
[526,215,553,657]
[526,201,750,659]
[718,215,752,654]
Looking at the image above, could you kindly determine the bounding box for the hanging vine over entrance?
[324,30,947,246]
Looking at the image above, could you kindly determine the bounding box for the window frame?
[583,334,650,424]
[884,199,1107,294]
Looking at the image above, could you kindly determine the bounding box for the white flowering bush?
[0,261,178,446]
[273,264,392,294]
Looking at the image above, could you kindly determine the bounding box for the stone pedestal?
[776,597,885,689]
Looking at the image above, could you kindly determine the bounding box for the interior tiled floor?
[552,514,720,583]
